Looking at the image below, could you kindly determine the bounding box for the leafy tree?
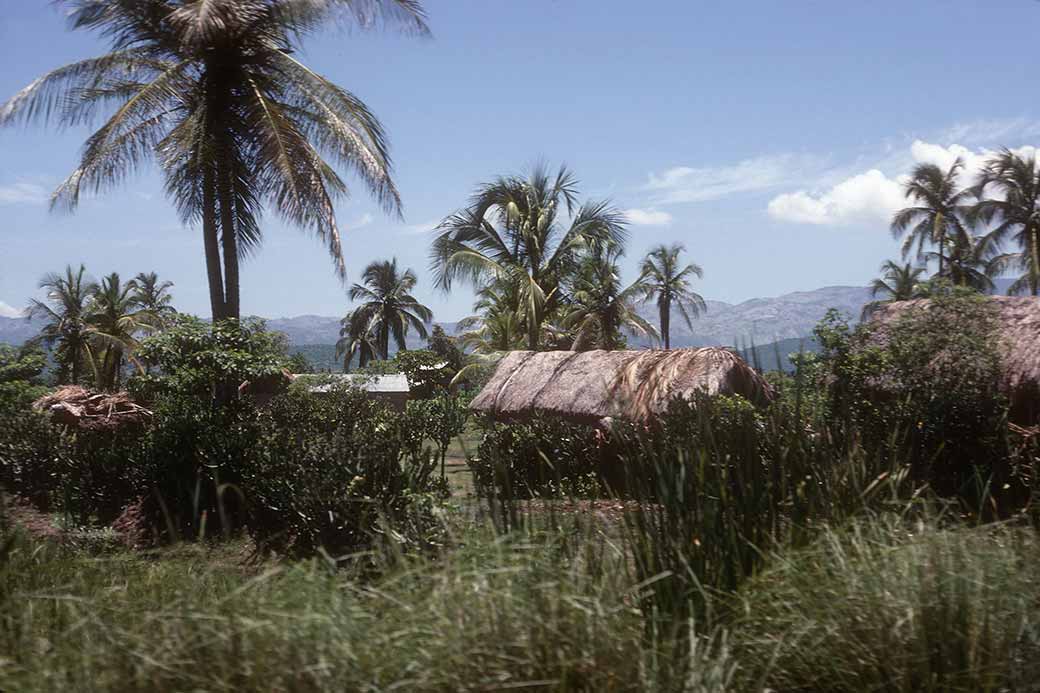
[85,272,155,390]
[971,149,1040,295]
[860,260,927,320]
[26,264,96,384]
[0,343,48,407]
[133,272,177,328]
[339,258,433,363]
[639,243,705,349]
[891,160,974,280]
[431,164,627,349]
[566,245,657,351]
[426,324,463,371]
[132,315,287,402]
[1,0,428,322]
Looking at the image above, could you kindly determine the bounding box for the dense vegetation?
[4,2,1040,691]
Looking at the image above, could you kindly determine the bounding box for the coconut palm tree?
[85,273,156,389]
[891,160,974,279]
[339,258,433,363]
[133,272,177,328]
[335,310,381,370]
[971,149,1040,295]
[860,260,927,320]
[1,0,428,323]
[26,265,97,384]
[431,164,627,350]
[456,281,526,355]
[566,246,657,351]
[639,243,705,350]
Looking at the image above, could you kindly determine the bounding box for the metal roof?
[301,373,410,394]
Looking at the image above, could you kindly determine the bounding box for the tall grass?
[0,522,736,692]
[732,517,1040,692]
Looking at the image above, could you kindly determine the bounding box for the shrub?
[470,417,606,499]
[241,386,443,560]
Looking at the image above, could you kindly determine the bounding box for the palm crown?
[337,258,433,367]
[639,243,705,350]
[891,160,974,279]
[1,0,428,321]
[27,265,97,384]
[430,164,627,350]
[971,149,1040,295]
[566,245,658,351]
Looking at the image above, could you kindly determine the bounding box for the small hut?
[870,296,1040,424]
[469,347,774,426]
[301,373,411,412]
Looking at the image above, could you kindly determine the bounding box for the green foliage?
[242,386,442,560]
[815,291,1013,503]
[392,349,451,398]
[734,519,1040,691]
[130,316,288,402]
[405,395,469,477]
[471,417,607,500]
[0,343,47,408]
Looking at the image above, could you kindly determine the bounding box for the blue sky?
[2,0,1039,322]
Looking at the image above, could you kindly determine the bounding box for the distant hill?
[1,279,1024,350]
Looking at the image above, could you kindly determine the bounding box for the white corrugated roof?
[298,373,411,394]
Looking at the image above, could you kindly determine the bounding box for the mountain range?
[0,279,1019,350]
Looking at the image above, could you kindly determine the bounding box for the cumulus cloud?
[0,301,26,318]
[622,208,673,226]
[767,140,1040,226]
[0,182,47,205]
[643,153,827,205]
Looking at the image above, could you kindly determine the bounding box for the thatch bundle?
[870,296,1040,423]
[470,347,774,425]
[32,386,153,432]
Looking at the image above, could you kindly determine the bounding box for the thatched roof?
[33,386,153,432]
[470,348,774,425]
[869,296,1040,421]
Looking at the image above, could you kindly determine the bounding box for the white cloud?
[767,140,1040,226]
[0,301,26,318]
[0,182,47,205]
[768,169,906,226]
[622,208,673,226]
[400,218,441,235]
[642,153,827,205]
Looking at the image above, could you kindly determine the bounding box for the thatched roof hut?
[470,347,774,425]
[869,296,1040,423]
[33,386,153,432]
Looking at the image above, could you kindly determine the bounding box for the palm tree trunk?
[202,166,227,321]
[381,324,390,361]
[218,170,241,320]
[660,299,671,350]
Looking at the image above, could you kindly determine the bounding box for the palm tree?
[339,258,433,363]
[891,160,974,279]
[133,272,177,328]
[26,265,97,384]
[639,243,705,350]
[336,310,381,370]
[860,260,927,320]
[566,246,657,351]
[971,149,1040,295]
[456,282,526,354]
[431,164,627,350]
[85,273,156,389]
[1,1,428,323]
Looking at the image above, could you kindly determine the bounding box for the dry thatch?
[870,296,1040,423]
[470,347,774,425]
[33,386,153,432]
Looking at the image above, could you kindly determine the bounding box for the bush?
[815,292,1022,509]
[241,386,443,560]
[470,417,606,499]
